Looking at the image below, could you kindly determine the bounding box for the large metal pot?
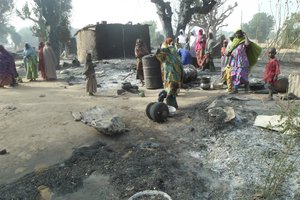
[200,77,211,84]
[200,83,211,90]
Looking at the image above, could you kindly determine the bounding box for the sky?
[70,0,261,31]
[11,0,274,33]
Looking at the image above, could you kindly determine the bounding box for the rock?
[188,126,195,132]
[15,167,26,174]
[208,106,235,123]
[72,59,81,67]
[60,69,70,74]
[122,151,133,159]
[37,185,53,200]
[254,115,300,135]
[34,164,49,174]
[4,106,16,111]
[71,112,82,121]
[62,62,71,68]
[227,96,249,101]
[138,91,145,97]
[117,89,126,95]
[140,141,160,149]
[206,97,230,110]
[80,106,127,135]
[254,115,284,132]
[0,149,7,155]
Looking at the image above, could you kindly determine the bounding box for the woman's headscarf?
[161,37,173,48]
[227,29,262,70]
[178,29,186,44]
[227,29,245,53]
[134,38,149,58]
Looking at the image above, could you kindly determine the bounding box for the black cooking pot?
[200,77,211,84]
[200,83,211,90]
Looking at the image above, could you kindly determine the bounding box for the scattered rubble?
[72,106,128,135]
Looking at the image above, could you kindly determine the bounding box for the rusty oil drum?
[142,54,163,89]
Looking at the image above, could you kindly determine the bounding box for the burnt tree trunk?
[35,0,60,69]
[151,0,217,39]
[151,0,174,38]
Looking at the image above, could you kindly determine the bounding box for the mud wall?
[76,29,97,63]
[95,24,150,60]
[288,73,300,97]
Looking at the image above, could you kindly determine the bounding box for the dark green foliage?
[242,12,274,43]
[280,13,300,48]
[0,0,14,43]
[17,0,72,60]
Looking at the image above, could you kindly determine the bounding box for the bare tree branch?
[190,0,237,35]
[151,0,217,38]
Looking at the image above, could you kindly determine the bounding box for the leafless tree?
[190,0,237,35]
[151,0,217,38]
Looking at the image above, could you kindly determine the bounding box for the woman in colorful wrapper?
[155,44,183,109]
[226,29,261,93]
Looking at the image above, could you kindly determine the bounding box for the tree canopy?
[151,0,217,38]
[0,0,14,43]
[242,12,274,43]
[190,0,237,35]
[280,13,300,48]
[17,0,72,61]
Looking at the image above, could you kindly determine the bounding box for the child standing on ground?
[83,53,97,96]
[263,47,280,100]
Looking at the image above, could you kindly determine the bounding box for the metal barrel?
[142,54,163,89]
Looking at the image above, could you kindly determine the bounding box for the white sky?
[71,0,160,28]
[12,0,278,32]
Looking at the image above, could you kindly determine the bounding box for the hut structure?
[75,22,151,63]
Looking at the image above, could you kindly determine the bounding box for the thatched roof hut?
[75,22,150,63]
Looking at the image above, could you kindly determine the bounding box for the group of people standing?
[0,41,58,88]
[221,29,265,94]
[176,28,216,72]
[221,29,280,100]
[30,41,58,81]
[133,27,280,108]
[134,29,220,109]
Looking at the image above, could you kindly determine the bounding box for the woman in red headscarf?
[195,29,206,69]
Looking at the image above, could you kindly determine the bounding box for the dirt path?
[0,57,299,199]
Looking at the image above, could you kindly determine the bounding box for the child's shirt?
[263,58,280,83]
